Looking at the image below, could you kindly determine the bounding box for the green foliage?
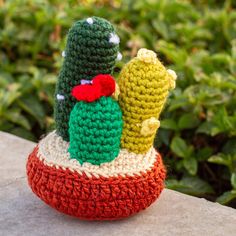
[0,0,236,206]
[166,176,214,197]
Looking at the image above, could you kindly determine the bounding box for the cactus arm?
[140,117,160,136]
[167,69,178,90]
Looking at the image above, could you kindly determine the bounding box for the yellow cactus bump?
[140,117,160,136]
[118,48,177,154]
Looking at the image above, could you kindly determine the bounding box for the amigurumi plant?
[69,74,123,165]
[26,17,177,220]
[118,48,177,154]
[55,16,120,141]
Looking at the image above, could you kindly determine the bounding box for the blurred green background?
[0,0,236,207]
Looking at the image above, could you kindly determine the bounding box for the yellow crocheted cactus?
[118,48,177,154]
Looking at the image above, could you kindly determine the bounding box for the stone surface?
[0,131,236,236]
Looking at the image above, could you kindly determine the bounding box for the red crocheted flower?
[71,74,115,102]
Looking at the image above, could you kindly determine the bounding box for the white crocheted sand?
[37,131,158,178]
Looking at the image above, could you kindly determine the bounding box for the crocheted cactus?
[26,18,173,219]
[68,74,123,165]
[118,48,177,154]
[55,17,120,141]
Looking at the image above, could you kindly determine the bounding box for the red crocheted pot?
[26,132,166,220]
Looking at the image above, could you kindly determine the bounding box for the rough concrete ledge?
[0,131,236,236]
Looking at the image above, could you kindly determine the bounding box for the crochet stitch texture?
[118,49,175,154]
[69,96,123,165]
[55,17,119,141]
[27,146,166,220]
[26,17,177,220]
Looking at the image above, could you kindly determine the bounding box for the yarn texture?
[36,131,158,177]
[55,17,119,141]
[118,48,176,154]
[71,74,116,102]
[69,96,123,165]
[27,144,166,220]
[26,17,176,220]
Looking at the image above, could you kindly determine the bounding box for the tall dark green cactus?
[54,17,120,141]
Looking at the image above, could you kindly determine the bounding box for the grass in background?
[0,0,236,207]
